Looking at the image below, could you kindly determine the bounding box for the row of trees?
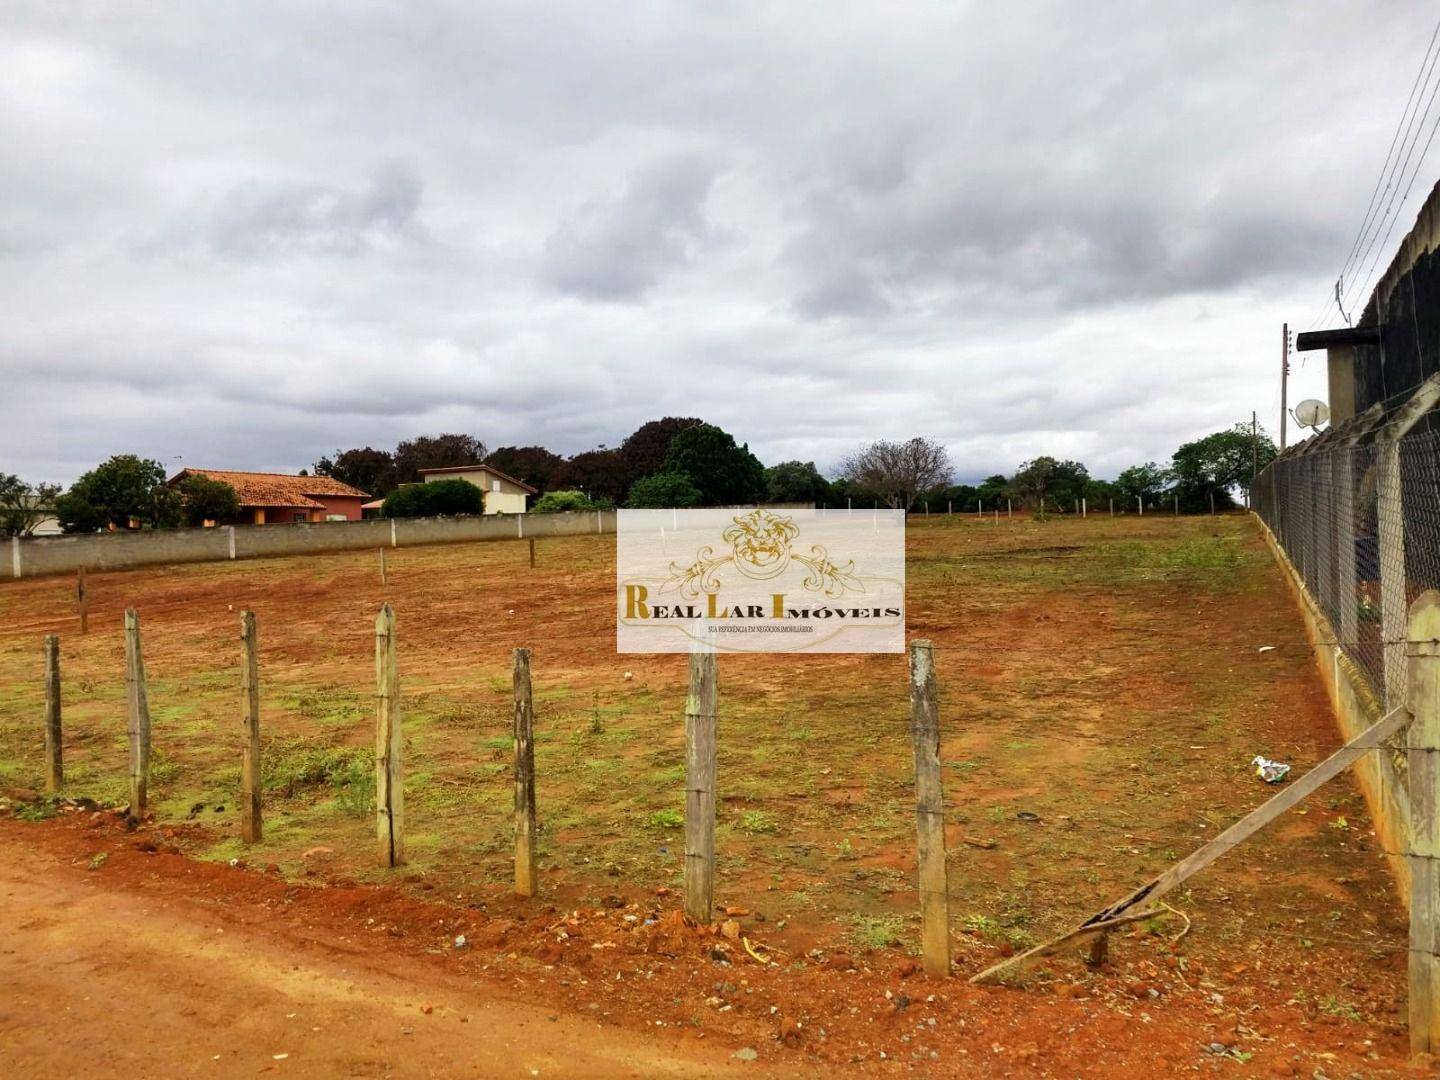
[4,418,1278,535]
[913,423,1278,515]
[0,456,244,534]
[322,418,775,512]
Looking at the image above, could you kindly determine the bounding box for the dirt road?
[0,825,750,1079]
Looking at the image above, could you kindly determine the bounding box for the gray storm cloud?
[0,1,1426,483]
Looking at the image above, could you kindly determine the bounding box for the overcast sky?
[2,1,1432,485]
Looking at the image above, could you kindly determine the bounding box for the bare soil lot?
[0,513,1426,1075]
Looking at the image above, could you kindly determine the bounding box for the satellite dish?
[1293,399,1330,430]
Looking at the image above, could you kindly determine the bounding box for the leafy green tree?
[485,446,564,494]
[177,474,240,526]
[532,489,610,513]
[763,460,831,505]
[392,433,487,485]
[554,449,631,504]
[929,483,980,511]
[1008,457,1089,512]
[1114,462,1171,508]
[661,424,766,506]
[1083,477,1119,509]
[56,455,177,532]
[314,447,395,497]
[380,479,483,518]
[0,474,61,537]
[1170,423,1278,510]
[619,417,705,484]
[626,472,703,508]
[977,474,1009,507]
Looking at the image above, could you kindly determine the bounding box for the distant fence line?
[7,510,617,581]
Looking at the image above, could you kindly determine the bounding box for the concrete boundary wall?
[8,510,616,581]
[1255,513,1411,905]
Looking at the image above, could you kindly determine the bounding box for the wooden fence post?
[684,650,718,923]
[379,547,387,586]
[528,537,536,569]
[43,634,62,794]
[239,611,262,844]
[513,647,537,897]
[374,604,404,867]
[76,568,88,634]
[1408,591,1440,1056]
[123,609,151,818]
[909,639,951,976]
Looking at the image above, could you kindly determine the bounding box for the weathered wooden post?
[528,537,536,568]
[123,609,151,817]
[513,647,537,896]
[239,611,262,843]
[374,604,404,867]
[684,650,718,923]
[379,547,388,586]
[43,634,62,793]
[1409,591,1440,1056]
[909,639,950,976]
[76,568,88,634]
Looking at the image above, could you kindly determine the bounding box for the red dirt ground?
[0,515,1430,1076]
[0,803,1430,1078]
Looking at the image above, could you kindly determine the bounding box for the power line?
[1307,12,1440,330]
[1333,14,1440,293]
[1345,75,1440,314]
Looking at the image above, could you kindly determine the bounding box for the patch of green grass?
[737,809,780,834]
[847,913,906,950]
[264,740,374,816]
[1317,994,1363,1022]
[649,808,683,829]
[13,796,60,822]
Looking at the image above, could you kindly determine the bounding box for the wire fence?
[1254,410,1440,712]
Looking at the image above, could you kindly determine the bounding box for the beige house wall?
[422,467,531,515]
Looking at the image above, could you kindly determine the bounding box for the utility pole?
[1280,322,1290,451]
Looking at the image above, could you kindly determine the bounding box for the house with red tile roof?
[169,469,370,525]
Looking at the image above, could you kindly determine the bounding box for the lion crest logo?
[663,509,863,599]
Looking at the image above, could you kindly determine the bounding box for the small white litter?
[1251,756,1291,784]
[1257,645,1276,653]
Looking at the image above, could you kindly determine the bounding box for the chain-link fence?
[1254,394,1440,711]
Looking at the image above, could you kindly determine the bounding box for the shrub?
[381,478,483,518]
[532,489,606,513]
[625,472,702,508]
